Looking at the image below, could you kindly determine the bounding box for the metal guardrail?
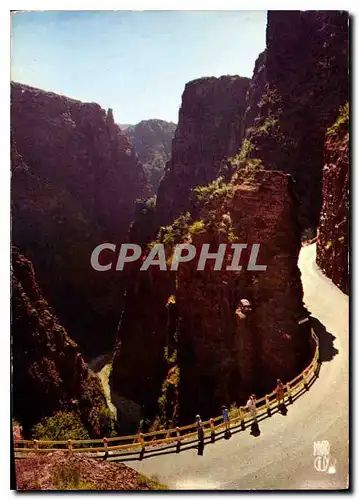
[14,329,320,458]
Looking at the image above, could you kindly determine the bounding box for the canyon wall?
[111,75,250,428]
[111,71,312,428]
[156,75,250,225]
[175,170,311,422]
[11,82,148,354]
[242,10,349,230]
[110,199,175,432]
[317,104,349,294]
[12,250,112,436]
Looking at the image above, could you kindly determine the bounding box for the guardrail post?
[303,370,309,390]
[176,426,181,453]
[139,433,145,460]
[315,356,321,377]
[33,439,38,451]
[265,395,271,417]
[239,407,245,430]
[210,418,215,443]
[67,439,72,452]
[286,383,293,404]
[103,437,108,459]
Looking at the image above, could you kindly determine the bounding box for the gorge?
[11,10,349,440]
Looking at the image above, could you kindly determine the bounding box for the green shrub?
[327,102,349,137]
[231,157,265,187]
[135,196,157,216]
[164,347,177,364]
[137,473,168,491]
[87,404,116,438]
[32,411,90,441]
[193,176,231,207]
[238,138,254,161]
[188,220,205,236]
[158,212,192,247]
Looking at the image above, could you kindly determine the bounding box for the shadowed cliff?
[11,82,149,354]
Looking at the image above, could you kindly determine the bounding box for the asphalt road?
[124,244,349,490]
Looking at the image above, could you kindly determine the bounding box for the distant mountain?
[119,124,133,131]
[126,119,177,194]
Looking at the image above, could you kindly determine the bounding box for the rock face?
[110,197,175,432]
[110,264,175,432]
[111,73,312,428]
[110,75,250,427]
[12,250,111,436]
[156,75,250,225]
[173,170,311,422]
[126,119,177,194]
[242,50,267,133]
[317,104,349,294]
[242,11,349,230]
[11,82,148,353]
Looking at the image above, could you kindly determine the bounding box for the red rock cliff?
[173,170,311,422]
[156,75,250,225]
[316,104,349,294]
[111,76,250,428]
[12,250,112,437]
[11,82,148,353]
[242,11,349,230]
[111,86,312,429]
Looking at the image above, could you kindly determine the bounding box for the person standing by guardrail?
[247,394,257,422]
[196,414,204,442]
[222,405,230,431]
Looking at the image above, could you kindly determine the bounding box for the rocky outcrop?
[111,76,250,427]
[156,75,250,225]
[126,119,177,194]
[241,11,349,230]
[242,50,267,133]
[12,250,112,436]
[173,170,311,422]
[11,82,148,353]
[112,169,312,427]
[317,104,349,294]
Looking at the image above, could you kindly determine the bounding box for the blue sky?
[11,11,267,124]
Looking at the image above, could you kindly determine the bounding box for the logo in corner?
[313,440,336,474]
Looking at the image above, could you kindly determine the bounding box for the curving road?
[123,244,349,490]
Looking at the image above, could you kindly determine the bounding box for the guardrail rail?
[14,328,320,458]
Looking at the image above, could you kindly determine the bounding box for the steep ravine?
[87,354,117,419]
[12,250,112,437]
[110,10,348,431]
[11,10,348,439]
